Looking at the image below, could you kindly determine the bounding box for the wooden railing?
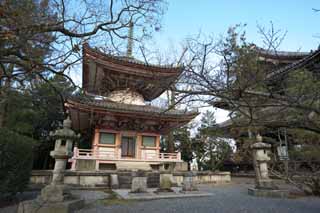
[159,152,181,161]
[72,147,181,162]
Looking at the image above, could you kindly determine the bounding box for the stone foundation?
[30,170,231,188]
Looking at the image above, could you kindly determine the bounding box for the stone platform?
[17,198,84,213]
[30,170,231,188]
[248,187,290,198]
[114,187,212,200]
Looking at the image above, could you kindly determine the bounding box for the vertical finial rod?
[127,22,133,57]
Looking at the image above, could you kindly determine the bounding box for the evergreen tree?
[194,110,232,171]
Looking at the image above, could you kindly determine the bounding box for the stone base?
[114,188,212,200]
[154,188,174,193]
[256,180,278,190]
[17,198,84,213]
[131,176,147,193]
[248,188,289,198]
[40,184,70,202]
[182,174,198,191]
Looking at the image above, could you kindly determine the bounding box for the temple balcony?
[70,147,182,171]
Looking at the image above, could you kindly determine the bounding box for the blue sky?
[152,0,320,52]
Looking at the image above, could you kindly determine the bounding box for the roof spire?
[127,21,134,57]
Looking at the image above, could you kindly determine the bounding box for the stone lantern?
[49,116,78,185]
[248,134,289,198]
[18,116,83,213]
[38,115,80,203]
[250,134,276,190]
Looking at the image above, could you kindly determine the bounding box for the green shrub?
[0,128,34,199]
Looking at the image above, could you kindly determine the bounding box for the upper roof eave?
[83,43,184,74]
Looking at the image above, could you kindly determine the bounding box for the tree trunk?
[0,64,13,128]
[167,133,175,153]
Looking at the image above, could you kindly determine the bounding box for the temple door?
[121,136,135,157]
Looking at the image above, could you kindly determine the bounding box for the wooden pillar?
[115,133,121,159]
[93,129,99,170]
[156,135,160,158]
[93,129,99,153]
[137,134,142,159]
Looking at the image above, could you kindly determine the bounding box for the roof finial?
[127,21,134,57]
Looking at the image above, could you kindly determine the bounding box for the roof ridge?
[255,46,311,57]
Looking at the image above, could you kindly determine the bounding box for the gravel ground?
[77,183,320,213]
[1,180,320,213]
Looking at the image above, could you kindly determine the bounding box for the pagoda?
[66,44,198,171]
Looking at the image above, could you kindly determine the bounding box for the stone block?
[131,176,147,193]
[64,176,79,185]
[174,162,188,171]
[110,174,119,189]
[76,159,96,171]
[248,187,289,198]
[182,173,198,191]
[172,175,183,186]
[30,175,51,184]
[18,198,84,213]
[256,180,278,190]
[79,176,108,187]
[159,173,173,191]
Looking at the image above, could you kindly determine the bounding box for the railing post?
[70,147,78,171]
[93,146,98,159]
[118,148,121,159]
[160,153,164,160]
[70,159,76,171]
[177,152,181,160]
[73,146,78,157]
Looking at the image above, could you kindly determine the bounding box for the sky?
[152,0,320,52]
[148,0,320,123]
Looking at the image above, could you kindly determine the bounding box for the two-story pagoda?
[67,44,198,171]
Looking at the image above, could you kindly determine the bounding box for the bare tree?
[0,0,166,127]
[167,23,320,195]
[162,24,320,135]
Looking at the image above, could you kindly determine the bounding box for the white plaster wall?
[107,89,145,105]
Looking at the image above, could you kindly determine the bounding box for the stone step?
[116,162,152,171]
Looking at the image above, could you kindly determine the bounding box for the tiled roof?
[256,47,310,59]
[266,49,320,80]
[83,43,183,72]
[67,95,199,118]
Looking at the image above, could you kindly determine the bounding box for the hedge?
[0,128,34,199]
